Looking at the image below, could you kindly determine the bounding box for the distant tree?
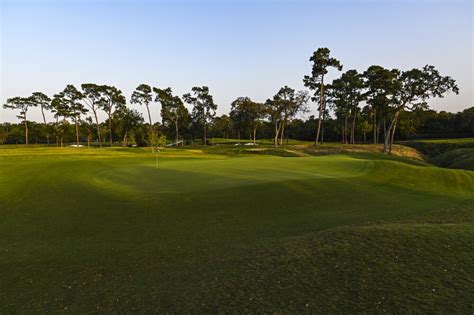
[183,86,217,145]
[82,117,95,147]
[303,47,342,145]
[266,86,308,146]
[55,85,88,146]
[230,97,264,144]
[81,83,105,147]
[131,84,154,150]
[0,124,8,144]
[154,87,189,145]
[363,66,399,145]
[212,115,232,139]
[131,84,153,125]
[327,70,365,144]
[264,98,284,147]
[229,99,247,141]
[50,97,71,147]
[455,107,474,136]
[385,65,458,154]
[360,105,373,143]
[99,85,126,146]
[279,87,309,145]
[326,80,348,143]
[2,97,32,145]
[113,105,144,146]
[28,92,52,144]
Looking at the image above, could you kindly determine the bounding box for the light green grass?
[0,146,473,312]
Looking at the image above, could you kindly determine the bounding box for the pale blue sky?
[0,0,472,122]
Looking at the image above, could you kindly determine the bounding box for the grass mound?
[431,148,474,171]
[403,138,474,170]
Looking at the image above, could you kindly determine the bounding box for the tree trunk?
[123,131,127,146]
[384,111,400,154]
[388,114,399,155]
[55,117,59,147]
[321,123,324,144]
[315,76,324,145]
[41,106,50,145]
[60,118,65,148]
[280,121,285,146]
[108,114,113,147]
[75,120,80,146]
[24,118,28,147]
[341,120,345,144]
[274,122,280,147]
[93,110,102,148]
[376,121,381,145]
[203,123,207,146]
[145,105,154,152]
[373,109,377,144]
[351,109,357,145]
[344,115,348,144]
[175,118,179,145]
[253,127,257,144]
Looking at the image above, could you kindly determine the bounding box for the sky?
[0,0,472,123]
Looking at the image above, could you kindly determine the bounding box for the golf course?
[1,144,473,313]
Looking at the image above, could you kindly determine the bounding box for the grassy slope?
[0,146,473,313]
[431,148,474,171]
[403,138,474,171]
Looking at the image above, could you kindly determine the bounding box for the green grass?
[208,137,313,145]
[402,137,474,156]
[431,148,474,171]
[403,138,474,170]
[0,146,473,312]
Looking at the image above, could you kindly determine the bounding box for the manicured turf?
[0,146,473,312]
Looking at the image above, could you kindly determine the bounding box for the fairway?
[1,147,473,312]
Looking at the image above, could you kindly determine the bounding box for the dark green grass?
[403,138,474,157]
[0,147,473,312]
[431,148,474,171]
[403,138,474,170]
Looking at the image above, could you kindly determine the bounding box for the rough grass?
[411,138,474,144]
[403,138,474,157]
[431,148,474,171]
[403,138,474,170]
[0,146,473,313]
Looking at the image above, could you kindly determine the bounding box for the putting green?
[0,147,473,312]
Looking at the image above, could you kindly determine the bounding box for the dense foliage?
[1,107,471,146]
[1,48,468,149]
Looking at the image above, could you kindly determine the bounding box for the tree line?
[2,47,464,154]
